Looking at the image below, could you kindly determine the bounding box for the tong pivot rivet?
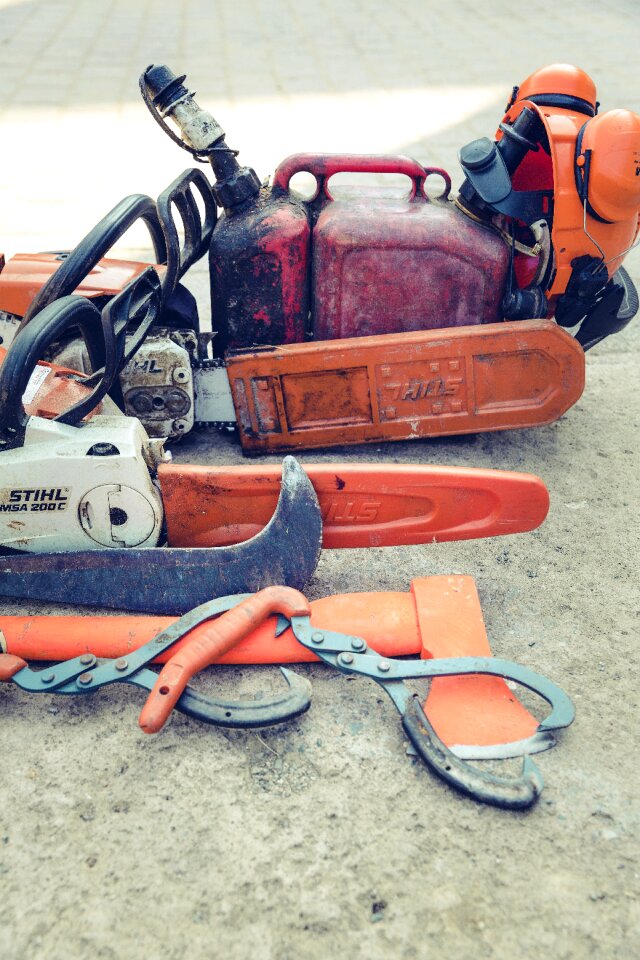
[41,673,55,684]
[377,661,391,673]
[77,673,93,686]
[79,654,95,666]
[351,638,366,651]
[341,653,354,664]
[311,632,324,644]
[115,659,129,672]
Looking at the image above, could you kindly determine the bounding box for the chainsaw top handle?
[19,170,215,340]
[20,194,166,330]
[0,269,162,451]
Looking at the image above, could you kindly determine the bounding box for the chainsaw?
[0,288,550,611]
[2,62,637,450]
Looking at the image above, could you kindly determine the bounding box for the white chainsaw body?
[0,416,165,552]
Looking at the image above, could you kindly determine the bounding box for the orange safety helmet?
[498,65,640,297]
[509,64,597,118]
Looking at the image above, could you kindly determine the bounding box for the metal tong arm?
[4,592,312,730]
[138,586,311,732]
[289,617,574,810]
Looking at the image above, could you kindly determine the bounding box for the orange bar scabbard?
[226,319,585,453]
[0,576,537,750]
[158,462,549,549]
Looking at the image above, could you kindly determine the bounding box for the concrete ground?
[0,1,639,957]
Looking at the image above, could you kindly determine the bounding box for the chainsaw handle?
[138,587,311,734]
[272,153,451,202]
[0,269,162,448]
[20,194,166,330]
[156,168,217,299]
[0,295,107,450]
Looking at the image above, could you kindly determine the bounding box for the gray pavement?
[0,1,639,958]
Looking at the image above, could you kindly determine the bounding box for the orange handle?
[0,653,27,680]
[138,586,311,734]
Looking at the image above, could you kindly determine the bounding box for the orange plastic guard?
[158,462,549,548]
[0,347,97,419]
[226,319,585,452]
[0,576,537,750]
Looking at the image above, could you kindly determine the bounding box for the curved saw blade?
[0,456,322,614]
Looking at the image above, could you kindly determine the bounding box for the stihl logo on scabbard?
[385,377,461,401]
[0,487,70,513]
[322,500,380,522]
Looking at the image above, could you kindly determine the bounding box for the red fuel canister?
[271,154,509,341]
[209,190,311,352]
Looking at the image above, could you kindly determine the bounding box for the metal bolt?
[79,654,95,666]
[377,660,391,673]
[173,419,189,433]
[115,658,129,672]
[341,653,354,665]
[311,631,324,644]
[77,673,93,686]
[41,673,55,685]
[351,638,366,651]
[172,366,190,384]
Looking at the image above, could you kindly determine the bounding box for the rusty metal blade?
[0,456,322,614]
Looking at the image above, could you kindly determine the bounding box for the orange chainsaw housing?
[0,345,103,419]
[0,253,161,318]
[0,575,539,751]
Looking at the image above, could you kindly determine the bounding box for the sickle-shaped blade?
[0,457,322,614]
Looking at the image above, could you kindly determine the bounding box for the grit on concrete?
[0,1,639,958]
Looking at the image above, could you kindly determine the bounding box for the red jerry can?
[209,153,509,353]
[272,154,510,341]
[209,187,311,352]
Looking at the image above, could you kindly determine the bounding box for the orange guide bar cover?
[226,319,585,452]
[159,462,549,548]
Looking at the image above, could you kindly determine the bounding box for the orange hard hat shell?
[517,64,597,114]
[579,109,640,222]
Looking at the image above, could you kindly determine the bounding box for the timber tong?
[0,589,312,731]
[1,586,574,810]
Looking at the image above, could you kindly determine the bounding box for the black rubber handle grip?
[0,296,106,450]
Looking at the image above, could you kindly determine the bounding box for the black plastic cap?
[142,64,188,111]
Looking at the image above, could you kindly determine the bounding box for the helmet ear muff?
[574,109,640,224]
[574,120,612,224]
